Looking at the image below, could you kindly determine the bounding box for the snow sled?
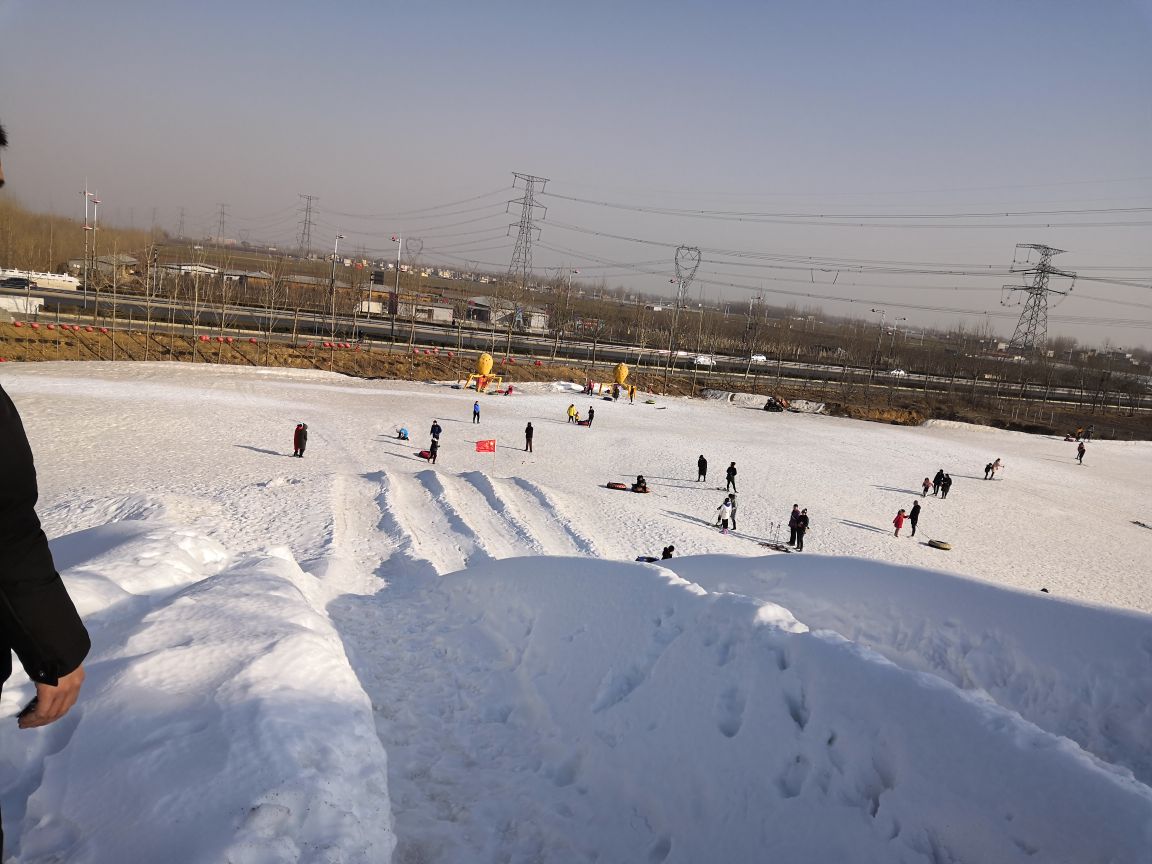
[644,399,657,404]
[577,419,592,427]
[606,482,629,490]
[927,539,952,551]
[635,555,659,563]
[631,486,650,493]
[417,450,433,460]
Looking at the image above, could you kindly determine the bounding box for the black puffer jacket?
[0,384,90,688]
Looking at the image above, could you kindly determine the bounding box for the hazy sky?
[3,0,1152,349]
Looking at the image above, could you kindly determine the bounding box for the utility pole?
[81,183,93,310]
[216,202,229,245]
[329,233,345,339]
[1003,244,1076,353]
[662,245,701,393]
[298,194,317,257]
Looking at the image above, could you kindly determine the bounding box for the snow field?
[0,361,1149,862]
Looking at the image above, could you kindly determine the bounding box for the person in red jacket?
[893,508,907,537]
[0,119,91,855]
[292,423,308,457]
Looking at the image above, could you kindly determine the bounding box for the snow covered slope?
[0,362,1148,862]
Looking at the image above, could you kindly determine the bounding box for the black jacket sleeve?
[0,384,90,686]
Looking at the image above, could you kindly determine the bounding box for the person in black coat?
[524,422,534,453]
[795,509,810,552]
[932,468,945,496]
[940,474,953,499]
[725,462,737,492]
[1,381,91,850]
[430,420,442,442]
[293,423,308,457]
[429,438,439,464]
[0,125,90,854]
[697,455,707,482]
[587,406,595,427]
[909,501,921,536]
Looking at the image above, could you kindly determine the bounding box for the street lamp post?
[869,307,886,383]
[329,233,344,339]
[552,267,578,360]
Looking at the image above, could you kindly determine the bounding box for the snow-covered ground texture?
[0,362,1149,863]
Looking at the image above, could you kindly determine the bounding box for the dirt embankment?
[2,322,1148,439]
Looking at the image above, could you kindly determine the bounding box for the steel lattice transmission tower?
[662,245,702,390]
[1003,244,1076,352]
[297,194,317,256]
[506,173,549,291]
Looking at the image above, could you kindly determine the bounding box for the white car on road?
[694,355,715,366]
[750,354,767,362]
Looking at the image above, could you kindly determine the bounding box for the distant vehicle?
[888,369,908,377]
[750,354,767,362]
[694,355,715,366]
[1,277,37,289]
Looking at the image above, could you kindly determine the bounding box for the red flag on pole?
[475,439,496,453]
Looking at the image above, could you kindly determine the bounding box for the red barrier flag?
[475,439,496,453]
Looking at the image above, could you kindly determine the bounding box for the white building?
[1,268,81,291]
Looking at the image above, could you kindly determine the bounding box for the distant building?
[465,296,548,331]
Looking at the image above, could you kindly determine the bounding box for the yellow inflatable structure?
[466,352,502,392]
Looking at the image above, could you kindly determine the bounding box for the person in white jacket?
[716,496,734,534]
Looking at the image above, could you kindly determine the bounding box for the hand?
[19,665,86,729]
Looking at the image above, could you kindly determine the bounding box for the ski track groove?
[508,477,600,556]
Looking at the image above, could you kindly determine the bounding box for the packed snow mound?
[669,554,1152,786]
[0,522,395,864]
[435,557,1152,864]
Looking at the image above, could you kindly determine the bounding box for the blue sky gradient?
[2,0,1151,347]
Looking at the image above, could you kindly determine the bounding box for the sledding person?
[524,422,534,453]
[293,423,308,457]
[697,455,708,482]
[909,501,921,536]
[587,406,595,427]
[396,428,409,441]
[717,496,734,534]
[726,462,737,493]
[1076,441,1086,464]
[632,475,648,493]
[932,469,945,496]
[893,508,907,537]
[795,508,810,552]
[567,404,577,423]
[788,504,801,545]
[940,474,953,499]
[472,401,481,424]
[921,477,931,497]
[430,420,442,441]
[661,545,675,559]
